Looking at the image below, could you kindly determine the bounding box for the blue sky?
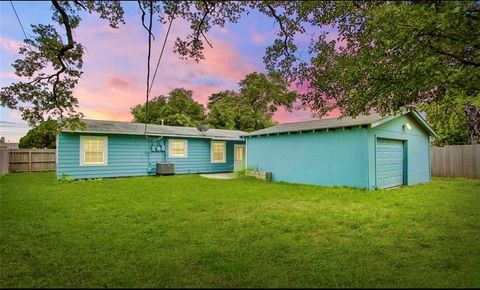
[1,1,322,142]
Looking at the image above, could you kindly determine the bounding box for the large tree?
[2,1,479,143]
[207,90,275,132]
[131,88,206,127]
[18,119,58,149]
[207,72,297,132]
[420,91,471,146]
[260,1,480,143]
[1,1,125,130]
[0,1,246,128]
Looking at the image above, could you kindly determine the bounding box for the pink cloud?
[274,106,312,123]
[108,77,134,91]
[69,15,261,122]
[0,36,21,55]
[0,71,22,86]
[251,32,267,44]
[1,12,323,128]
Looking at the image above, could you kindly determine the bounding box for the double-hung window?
[169,139,188,158]
[211,141,226,163]
[80,136,108,166]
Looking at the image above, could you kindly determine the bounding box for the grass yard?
[0,173,479,288]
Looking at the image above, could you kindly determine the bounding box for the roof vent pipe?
[197,124,209,132]
[161,119,164,126]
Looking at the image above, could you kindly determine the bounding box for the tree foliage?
[1,0,245,127]
[420,90,472,146]
[207,90,276,132]
[207,72,297,132]
[260,1,480,143]
[2,1,479,144]
[1,0,124,129]
[131,88,206,127]
[18,119,58,149]
[131,72,296,132]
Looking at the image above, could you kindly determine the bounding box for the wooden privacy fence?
[0,149,9,176]
[431,145,480,179]
[8,149,56,173]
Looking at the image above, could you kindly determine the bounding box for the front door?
[234,144,246,172]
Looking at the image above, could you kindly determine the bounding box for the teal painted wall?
[57,132,243,179]
[246,113,431,189]
[246,128,370,188]
[367,114,431,189]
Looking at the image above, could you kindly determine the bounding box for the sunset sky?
[0,1,337,142]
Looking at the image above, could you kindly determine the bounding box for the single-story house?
[56,120,246,179]
[242,110,436,189]
[56,110,435,190]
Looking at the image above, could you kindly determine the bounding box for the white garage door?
[376,139,404,189]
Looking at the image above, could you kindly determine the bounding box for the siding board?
[246,128,370,188]
[57,133,243,179]
[247,114,432,189]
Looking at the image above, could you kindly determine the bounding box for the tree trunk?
[464,103,480,144]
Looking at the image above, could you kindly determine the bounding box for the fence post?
[0,148,9,176]
[28,151,32,172]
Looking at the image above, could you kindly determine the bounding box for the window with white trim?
[211,141,226,163]
[80,136,108,166]
[169,139,187,158]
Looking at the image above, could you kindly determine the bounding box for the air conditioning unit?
[156,162,175,175]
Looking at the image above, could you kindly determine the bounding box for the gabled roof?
[62,119,246,141]
[242,110,436,137]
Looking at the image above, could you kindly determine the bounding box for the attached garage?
[243,110,436,189]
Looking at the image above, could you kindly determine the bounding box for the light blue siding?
[247,113,432,189]
[368,114,431,188]
[246,128,370,188]
[57,133,243,179]
[376,139,404,188]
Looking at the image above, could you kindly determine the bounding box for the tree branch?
[187,0,213,48]
[266,4,291,56]
[50,0,76,115]
[138,0,155,40]
[428,44,480,67]
[73,0,86,10]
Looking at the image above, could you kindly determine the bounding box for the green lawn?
[0,173,479,288]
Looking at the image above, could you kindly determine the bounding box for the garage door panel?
[376,139,404,188]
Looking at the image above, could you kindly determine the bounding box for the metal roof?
[243,110,436,137]
[62,119,246,141]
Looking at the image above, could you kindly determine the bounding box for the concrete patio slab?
[199,172,237,179]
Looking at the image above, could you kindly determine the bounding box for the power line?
[9,1,29,40]
[143,0,154,136]
[143,5,176,135]
[148,15,174,96]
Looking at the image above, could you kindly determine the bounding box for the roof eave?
[242,123,371,137]
[370,110,437,137]
[61,129,244,141]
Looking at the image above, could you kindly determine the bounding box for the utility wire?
[143,5,176,136]
[148,15,174,96]
[143,0,154,136]
[9,1,29,40]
